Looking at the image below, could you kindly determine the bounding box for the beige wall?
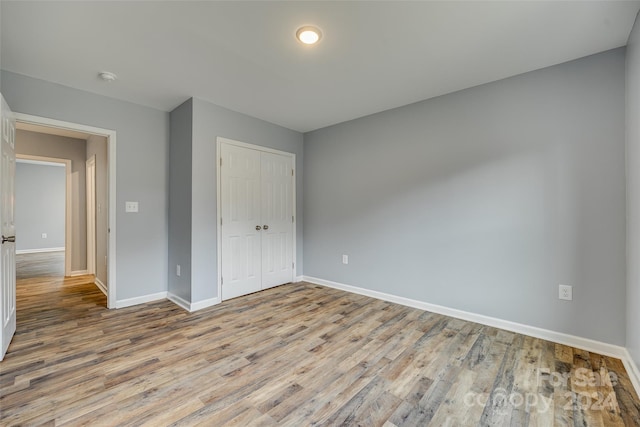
[16,129,87,272]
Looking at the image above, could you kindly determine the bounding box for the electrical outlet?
[41,233,47,239]
[342,254,348,265]
[176,265,181,277]
[125,201,139,213]
[559,284,572,301]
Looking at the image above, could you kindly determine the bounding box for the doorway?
[14,155,70,279]
[13,114,117,308]
[217,137,296,301]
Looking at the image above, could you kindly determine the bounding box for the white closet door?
[260,152,293,289]
[220,144,262,300]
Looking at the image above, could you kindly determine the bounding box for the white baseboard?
[302,275,640,396]
[294,275,303,283]
[94,278,107,296]
[621,349,640,399]
[16,247,64,254]
[191,297,220,311]
[167,293,190,311]
[167,292,220,312]
[70,270,90,277]
[115,291,168,309]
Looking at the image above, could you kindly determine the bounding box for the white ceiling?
[2,1,639,133]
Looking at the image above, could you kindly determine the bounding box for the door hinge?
[220,218,223,226]
[221,277,224,285]
[292,215,294,223]
[292,262,295,269]
[220,157,223,167]
[292,169,294,176]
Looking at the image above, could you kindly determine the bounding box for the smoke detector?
[98,71,117,82]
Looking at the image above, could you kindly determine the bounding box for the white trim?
[168,293,221,312]
[115,291,167,309]
[16,158,64,167]
[216,138,222,304]
[86,155,96,275]
[15,247,64,254]
[94,278,107,296]
[16,154,72,276]
[167,293,191,311]
[70,269,89,277]
[621,349,640,398]
[216,137,297,302]
[191,297,220,311]
[294,275,303,283]
[303,275,640,396]
[217,137,296,157]
[14,113,117,309]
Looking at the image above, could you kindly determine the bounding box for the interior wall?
[86,134,108,286]
[16,129,87,272]
[303,48,626,345]
[626,11,640,368]
[168,99,193,302]
[2,70,169,302]
[188,97,303,303]
[15,162,65,251]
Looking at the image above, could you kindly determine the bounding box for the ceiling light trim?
[296,26,322,45]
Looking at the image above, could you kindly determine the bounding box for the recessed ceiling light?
[296,26,322,45]
[98,71,117,82]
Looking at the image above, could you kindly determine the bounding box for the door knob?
[1,235,15,244]
[263,225,269,230]
[256,225,262,231]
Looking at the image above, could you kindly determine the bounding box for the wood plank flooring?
[16,251,65,279]
[1,276,639,426]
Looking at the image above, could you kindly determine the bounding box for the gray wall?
[15,162,65,251]
[16,130,87,271]
[627,12,640,368]
[167,97,303,304]
[304,48,626,345]
[2,70,169,302]
[168,99,193,302]
[191,98,303,302]
[87,135,108,286]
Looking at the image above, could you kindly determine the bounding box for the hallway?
[16,251,64,279]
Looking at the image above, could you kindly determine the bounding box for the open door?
[0,94,17,361]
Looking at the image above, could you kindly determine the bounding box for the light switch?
[125,201,139,213]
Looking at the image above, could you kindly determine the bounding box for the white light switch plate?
[125,201,139,213]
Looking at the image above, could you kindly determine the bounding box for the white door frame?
[86,155,96,276]
[216,137,296,301]
[16,155,72,276]
[14,113,117,309]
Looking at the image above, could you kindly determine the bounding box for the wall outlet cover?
[125,201,139,213]
[559,284,572,301]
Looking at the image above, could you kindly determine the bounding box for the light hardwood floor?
[1,275,639,426]
[16,251,65,279]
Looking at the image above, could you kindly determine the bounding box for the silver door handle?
[256,225,261,231]
[263,225,269,230]
[2,235,15,244]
